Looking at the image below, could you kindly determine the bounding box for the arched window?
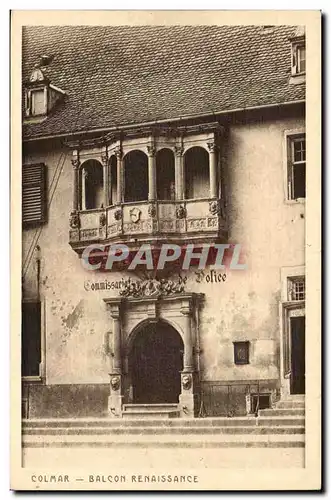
[156,148,175,201]
[80,159,103,210]
[184,146,209,199]
[124,150,148,202]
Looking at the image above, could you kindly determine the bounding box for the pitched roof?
[22,25,305,140]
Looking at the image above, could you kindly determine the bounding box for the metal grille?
[288,276,305,301]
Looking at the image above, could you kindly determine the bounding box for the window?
[287,134,306,200]
[30,89,46,115]
[156,149,175,200]
[24,66,66,119]
[233,341,250,365]
[250,394,270,414]
[22,301,42,379]
[292,42,306,75]
[281,266,305,394]
[288,276,305,301]
[184,146,210,199]
[25,87,47,117]
[22,163,47,226]
[124,150,148,202]
[80,160,104,210]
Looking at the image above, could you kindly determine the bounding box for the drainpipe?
[35,245,41,301]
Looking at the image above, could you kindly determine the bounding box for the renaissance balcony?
[69,198,227,254]
[68,124,228,255]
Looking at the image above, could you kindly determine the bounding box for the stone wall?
[22,111,305,416]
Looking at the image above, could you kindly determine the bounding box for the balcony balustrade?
[69,197,227,254]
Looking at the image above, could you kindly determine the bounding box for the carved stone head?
[176,205,187,219]
[182,374,192,390]
[69,212,80,229]
[209,200,220,216]
[110,375,121,391]
[114,209,122,221]
[99,212,107,227]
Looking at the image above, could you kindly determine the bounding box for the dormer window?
[28,88,46,116]
[289,28,306,85]
[292,41,306,76]
[24,60,65,120]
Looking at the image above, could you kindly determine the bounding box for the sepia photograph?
[11,10,321,491]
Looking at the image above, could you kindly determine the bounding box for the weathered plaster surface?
[22,115,305,386]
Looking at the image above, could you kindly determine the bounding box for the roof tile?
[22,25,305,139]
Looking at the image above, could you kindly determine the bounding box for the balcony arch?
[123,150,148,202]
[156,148,175,201]
[80,159,104,210]
[184,146,210,199]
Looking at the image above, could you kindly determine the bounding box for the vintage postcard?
[11,10,321,491]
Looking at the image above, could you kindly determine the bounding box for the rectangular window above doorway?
[288,276,305,301]
[233,341,250,365]
[22,163,47,227]
[22,301,42,380]
[287,134,306,200]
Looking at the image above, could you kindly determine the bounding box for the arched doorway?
[129,321,184,404]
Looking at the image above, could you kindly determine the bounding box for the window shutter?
[22,163,47,226]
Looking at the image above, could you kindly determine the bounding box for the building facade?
[21,25,306,419]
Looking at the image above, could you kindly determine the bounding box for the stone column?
[147,145,157,201]
[179,304,195,418]
[115,147,123,203]
[81,169,88,210]
[207,141,218,199]
[106,301,123,417]
[112,309,122,375]
[71,154,80,211]
[174,145,184,200]
[181,306,194,372]
[101,150,109,207]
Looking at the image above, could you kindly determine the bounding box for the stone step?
[257,416,304,426]
[284,394,305,401]
[22,432,305,449]
[259,408,305,417]
[22,417,258,428]
[22,425,305,436]
[276,401,305,409]
[123,404,178,412]
[22,416,304,428]
[122,410,180,419]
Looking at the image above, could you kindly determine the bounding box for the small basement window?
[233,341,250,365]
[287,134,306,200]
[250,394,271,414]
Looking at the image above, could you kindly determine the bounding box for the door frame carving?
[104,292,204,417]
